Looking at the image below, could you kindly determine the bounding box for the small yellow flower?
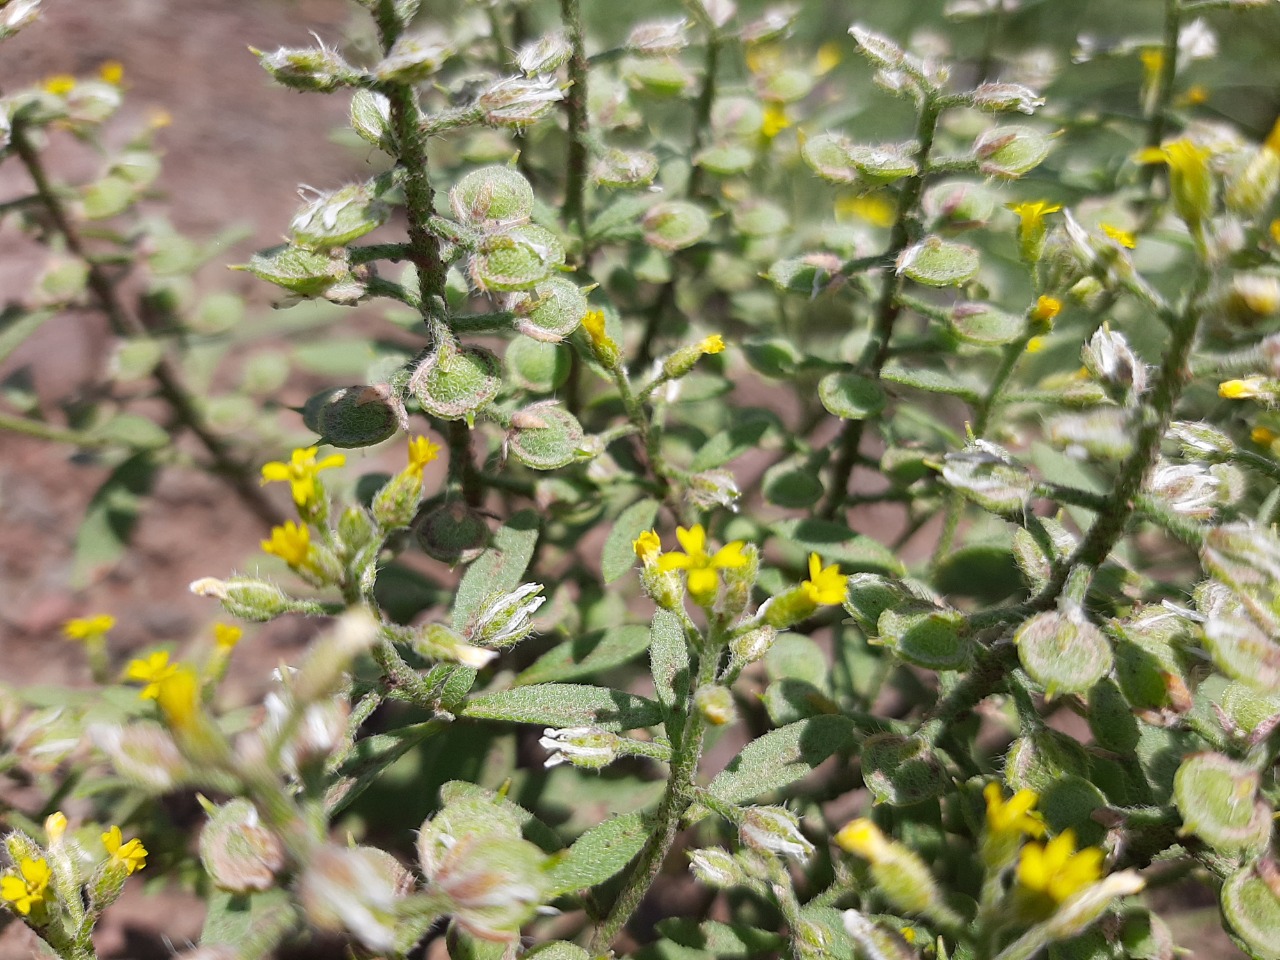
[1017,830,1104,904]
[581,310,608,346]
[656,524,749,604]
[406,435,443,479]
[1100,223,1136,249]
[1177,84,1209,107]
[1139,48,1164,87]
[261,521,312,568]
[1251,425,1277,445]
[633,529,662,565]
[761,102,791,140]
[125,651,180,701]
[1220,377,1267,400]
[1271,219,1280,245]
[63,614,115,642]
[834,819,892,862]
[1030,295,1062,324]
[801,554,848,606]
[1137,138,1215,227]
[154,665,201,729]
[101,826,147,875]
[984,783,1046,839]
[1025,336,1047,354]
[816,42,842,76]
[99,60,125,86]
[836,192,896,228]
[260,446,345,508]
[44,812,67,844]
[0,857,52,916]
[213,624,243,652]
[1007,200,1062,233]
[42,74,76,96]
[699,335,726,355]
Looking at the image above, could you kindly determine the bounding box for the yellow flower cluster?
[260,446,345,508]
[656,524,749,604]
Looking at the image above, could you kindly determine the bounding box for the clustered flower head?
[260,446,345,508]
[655,524,749,604]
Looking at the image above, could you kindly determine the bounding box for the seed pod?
[414,501,491,565]
[506,402,586,470]
[592,148,659,189]
[1174,752,1272,854]
[739,806,813,863]
[511,277,589,343]
[255,44,358,92]
[861,733,947,806]
[450,166,534,227]
[1014,604,1114,697]
[290,182,389,250]
[642,201,711,251]
[302,385,403,448]
[506,338,570,393]
[298,845,402,953]
[375,32,452,83]
[801,133,861,183]
[470,226,563,291]
[410,343,502,421]
[896,236,981,287]
[189,576,296,622]
[974,125,1053,178]
[199,800,285,893]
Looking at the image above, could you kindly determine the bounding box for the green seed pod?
[1014,605,1113,697]
[949,302,1026,346]
[626,19,689,57]
[624,57,694,97]
[732,199,790,238]
[511,277,589,343]
[877,604,971,671]
[410,343,501,421]
[302,385,403,448]
[642,200,711,251]
[470,225,564,292]
[592,148,659,188]
[375,32,452,83]
[1047,409,1134,460]
[843,574,910,636]
[298,845,403,953]
[506,402,586,470]
[506,337,571,393]
[758,67,814,104]
[1174,753,1271,854]
[199,799,285,893]
[1219,681,1280,735]
[801,132,861,183]
[974,125,1053,178]
[861,734,947,806]
[414,501,491,565]
[695,144,755,176]
[350,89,393,153]
[694,685,738,726]
[1004,729,1090,793]
[1220,863,1280,960]
[450,166,534,226]
[254,44,358,92]
[189,576,296,622]
[479,75,565,126]
[971,81,1044,115]
[290,182,389,250]
[516,33,572,75]
[236,244,349,297]
[925,181,997,229]
[846,142,919,185]
[896,236,980,287]
[940,439,1033,515]
[1086,678,1140,754]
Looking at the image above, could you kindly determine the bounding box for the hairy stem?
[559,0,589,243]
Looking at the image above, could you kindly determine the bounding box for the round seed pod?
[506,337,570,393]
[470,225,564,292]
[199,799,285,893]
[301,385,403,448]
[642,200,711,251]
[450,166,534,226]
[507,403,585,470]
[1174,752,1271,854]
[411,344,501,421]
[592,148,659,189]
[695,144,755,176]
[800,132,860,183]
[414,500,491,565]
[1220,864,1280,960]
[1014,607,1113,697]
[861,733,947,806]
[974,125,1052,179]
[290,182,389,250]
[511,277,589,342]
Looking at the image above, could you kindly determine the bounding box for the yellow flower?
[1251,425,1277,445]
[1137,138,1215,227]
[260,446,345,507]
[1017,830,1104,904]
[834,819,892,862]
[261,521,311,568]
[1220,377,1267,400]
[761,102,791,140]
[0,857,52,916]
[154,665,201,729]
[44,812,67,844]
[1030,295,1061,324]
[699,335,726,355]
[42,74,76,96]
[406,436,443,479]
[99,60,125,86]
[1177,84,1209,107]
[1025,336,1047,354]
[801,554,848,605]
[213,624,243,652]
[582,309,608,345]
[63,614,115,642]
[1139,48,1164,87]
[816,42,842,76]
[101,826,147,875]
[836,192,896,228]
[125,651,179,701]
[633,529,662,565]
[1100,223,1136,249]
[984,783,1046,839]
[656,524,749,604]
[1007,201,1061,262]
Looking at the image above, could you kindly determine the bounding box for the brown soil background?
[0,1,1251,957]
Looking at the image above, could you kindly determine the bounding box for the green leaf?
[0,306,57,366]
[819,372,887,421]
[515,625,652,686]
[691,414,775,471]
[439,780,563,852]
[770,519,905,575]
[650,609,690,715]
[656,918,787,957]
[453,510,540,628]
[706,715,855,806]
[93,413,169,450]
[526,943,592,960]
[547,811,649,895]
[200,887,297,955]
[880,362,983,403]
[603,499,660,583]
[461,683,663,731]
[72,452,158,587]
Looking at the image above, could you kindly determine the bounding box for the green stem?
[821,93,943,518]
[446,419,484,507]
[559,0,589,243]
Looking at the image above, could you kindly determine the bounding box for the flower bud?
[580,309,622,370]
[465,583,545,648]
[479,75,565,127]
[694,685,737,726]
[729,625,776,665]
[1082,325,1148,397]
[640,562,685,611]
[739,807,813,863]
[372,470,426,531]
[199,799,285,894]
[972,81,1044,115]
[1224,273,1280,327]
[516,32,571,75]
[189,577,295,622]
[254,44,359,92]
[688,848,745,888]
[538,727,620,769]
[835,819,947,919]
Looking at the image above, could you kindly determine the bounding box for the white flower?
[538,727,619,769]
